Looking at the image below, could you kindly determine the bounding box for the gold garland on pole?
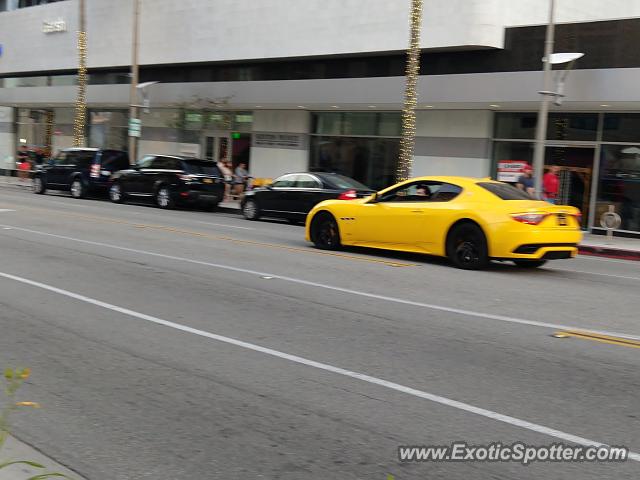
[73,0,87,147]
[396,0,423,182]
[44,110,55,157]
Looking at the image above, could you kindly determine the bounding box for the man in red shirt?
[543,165,560,204]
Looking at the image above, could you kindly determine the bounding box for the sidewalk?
[0,434,84,480]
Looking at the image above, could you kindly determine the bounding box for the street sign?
[128,118,141,138]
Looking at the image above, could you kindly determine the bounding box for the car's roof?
[407,176,496,186]
[62,148,100,152]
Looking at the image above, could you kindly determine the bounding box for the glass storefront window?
[312,112,401,137]
[597,144,640,232]
[342,112,377,136]
[88,110,128,151]
[546,113,598,141]
[309,136,399,190]
[494,112,537,139]
[314,113,343,135]
[602,113,640,143]
[492,141,534,181]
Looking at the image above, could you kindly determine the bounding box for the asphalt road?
[0,187,638,480]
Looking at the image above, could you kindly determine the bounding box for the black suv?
[33,148,130,198]
[108,155,225,210]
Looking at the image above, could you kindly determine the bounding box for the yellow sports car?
[305,176,583,269]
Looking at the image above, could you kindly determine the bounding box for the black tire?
[109,182,125,204]
[513,260,547,268]
[155,185,174,209]
[242,199,260,220]
[311,213,341,250]
[70,178,86,199]
[33,176,46,195]
[446,222,489,270]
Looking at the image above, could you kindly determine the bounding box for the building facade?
[1,0,640,234]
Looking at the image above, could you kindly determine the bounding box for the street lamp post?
[532,0,556,199]
[128,0,141,165]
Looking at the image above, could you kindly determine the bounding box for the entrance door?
[544,146,595,228]
[203,134,231,163]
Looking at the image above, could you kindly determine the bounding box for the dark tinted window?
[478,182,532,200]
[182,160,221,176]
[100,150,129,171]
[150,157,179,170]
[319,174,371,190]
[271,175,296,188]
[431,183,463,202]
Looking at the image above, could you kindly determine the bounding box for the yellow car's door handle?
[410,210,423,213]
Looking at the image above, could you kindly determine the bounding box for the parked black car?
[33,148,130,198]
[241,172,374,222]
[108,155,225,210]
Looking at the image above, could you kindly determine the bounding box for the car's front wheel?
[446,222,489,270]
[311,213,341,250]
[155,186,174,209]
[109,182,125,204]
[70,178,86,199]
[513,260,547,268]
[33,176,46,195]
[242,199,260,220]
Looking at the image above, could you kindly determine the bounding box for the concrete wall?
[0,107,15,169]
[412,110,492,178]
[250,110,310,179]
[3,0,640,76]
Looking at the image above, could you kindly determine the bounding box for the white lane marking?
[554,268,640,282]
[195,221,254,230]
[3,223,640,342]
[0,270,637,461]
[0,209,16,213]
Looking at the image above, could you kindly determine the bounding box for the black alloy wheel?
[446,223,489,270]
[312,214,341,250]
[109,182,125,204]
[242,199,260,220]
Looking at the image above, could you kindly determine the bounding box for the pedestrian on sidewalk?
[217,158,234,201]
[543,165,560,204]
[516,164,535,197]
[17,156,32,185]
[233,162,250,199]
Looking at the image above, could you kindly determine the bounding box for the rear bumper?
[174,188,223,204]
[490,224,582,260]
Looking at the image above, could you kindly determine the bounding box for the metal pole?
[532,0,556,199]
[396,0,423,182]
[128,0,140,165]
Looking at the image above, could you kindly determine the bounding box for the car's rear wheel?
[311,213,341,250]
[33,176,46,195]
[155,186,174,209]
[513,260,547,268]
[242,199,260,220]
[109,182,125,204]
[446,223,489,270]
[70,178,86,199]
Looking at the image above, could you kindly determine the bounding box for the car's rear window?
[182,160,221,176]
[100,150,130,171]
[478,182,533,200]
[320,174,371,190]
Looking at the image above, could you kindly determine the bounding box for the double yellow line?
[554,330,640,349]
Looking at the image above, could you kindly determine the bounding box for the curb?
[578,245,640,261]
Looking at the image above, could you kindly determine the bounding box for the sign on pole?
[128,118,141,138]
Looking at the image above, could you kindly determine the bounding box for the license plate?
[203,178,213,184]
[557,214,568,226]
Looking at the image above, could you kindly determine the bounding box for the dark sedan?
[241,172,374,222]
[109,155,225,210]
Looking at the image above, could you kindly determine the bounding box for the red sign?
[497,160,528,182]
